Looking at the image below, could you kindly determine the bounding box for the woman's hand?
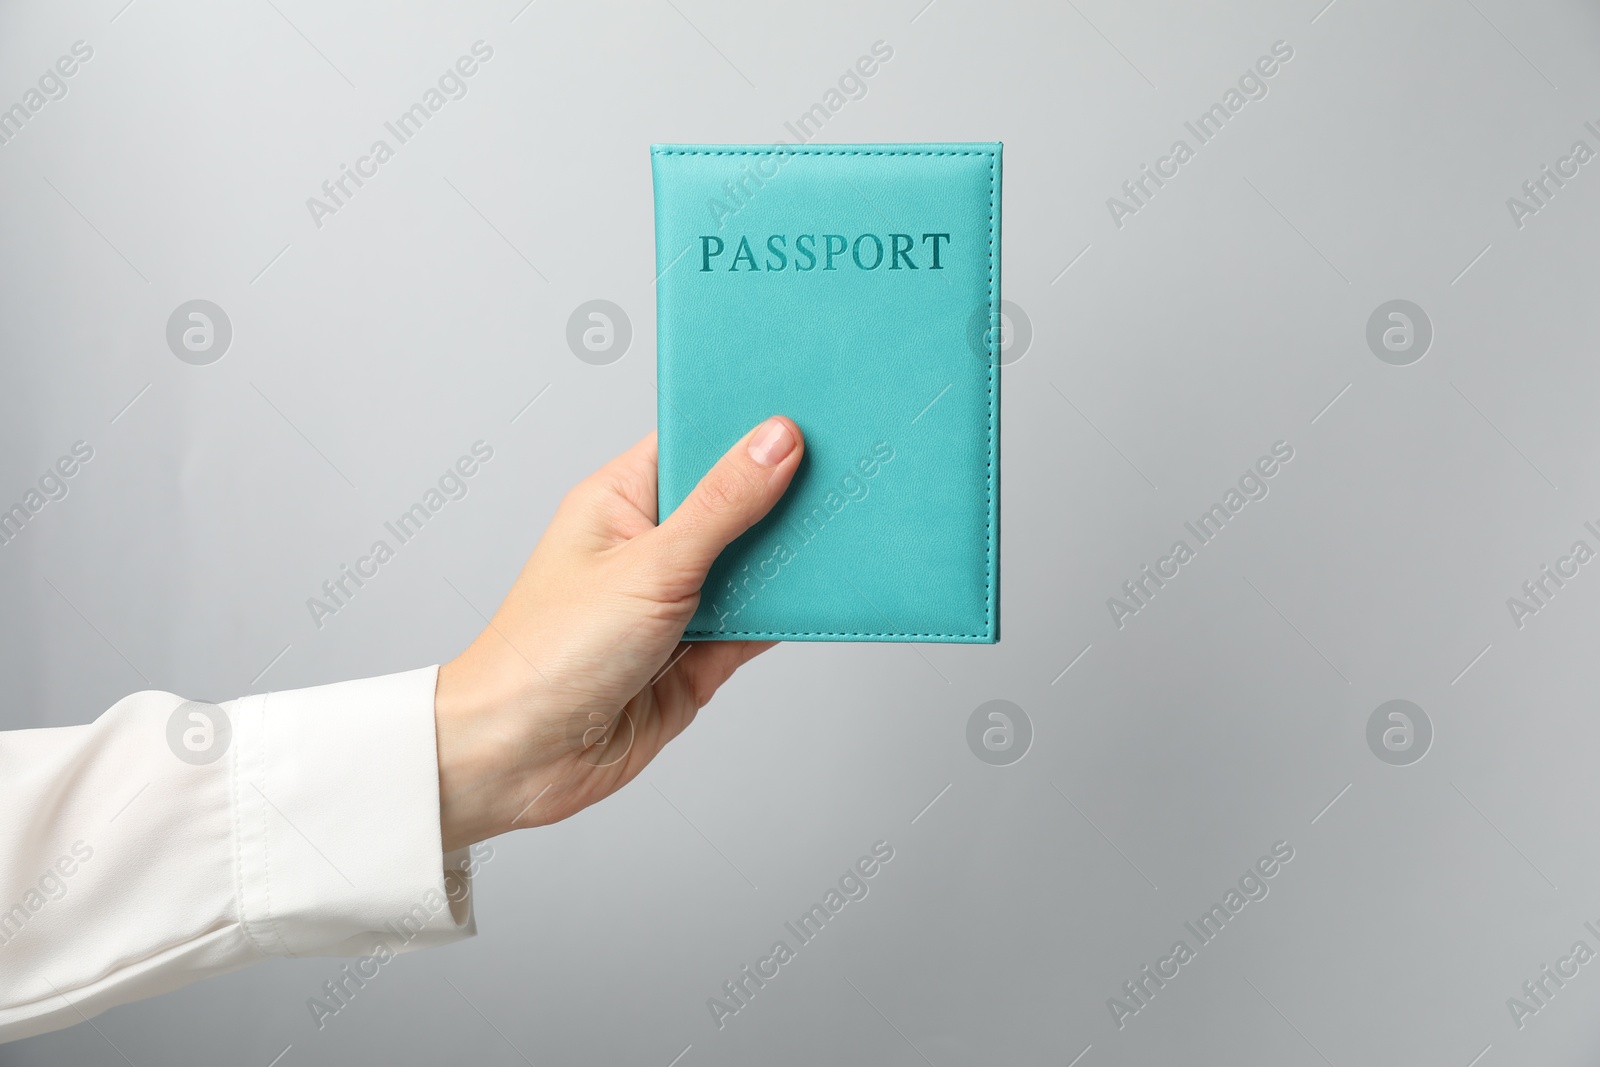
[432,417,802,852]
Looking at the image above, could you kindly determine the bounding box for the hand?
[432,416,803,852]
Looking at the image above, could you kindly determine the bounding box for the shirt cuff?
[231,665,477,958]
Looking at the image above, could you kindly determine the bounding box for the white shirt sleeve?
[0,665,477,1044]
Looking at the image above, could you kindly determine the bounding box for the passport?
[652,143,1001,643]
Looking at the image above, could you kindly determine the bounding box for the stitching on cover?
[984,150,997,637]
[685,631,990,638]
[661,145,999,640]
[653,149,991,156]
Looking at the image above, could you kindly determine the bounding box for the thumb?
[645,416,804,584]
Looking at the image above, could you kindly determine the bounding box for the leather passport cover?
[652,142,1001,643]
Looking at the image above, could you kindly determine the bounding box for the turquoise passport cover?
[652,143,1001,643]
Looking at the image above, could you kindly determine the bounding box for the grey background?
[2,0,1599,1063]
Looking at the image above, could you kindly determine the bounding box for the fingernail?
[748,418,796,468]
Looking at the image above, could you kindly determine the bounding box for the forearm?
[0,669,473,1044]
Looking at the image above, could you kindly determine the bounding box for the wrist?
[434,655,523,853]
